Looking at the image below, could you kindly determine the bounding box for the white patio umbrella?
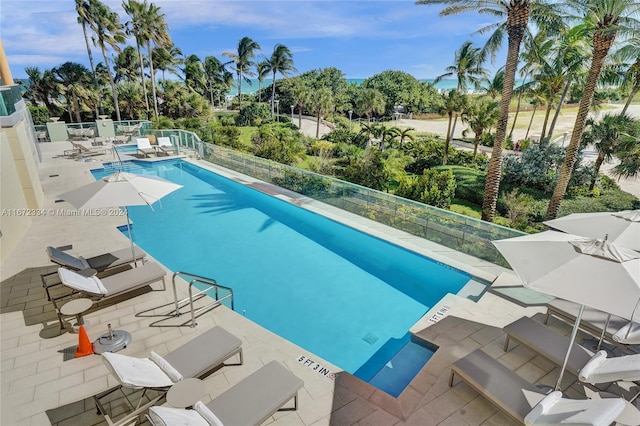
[493,230,640,390]
[544,210,640,252]
[59,171,182,266]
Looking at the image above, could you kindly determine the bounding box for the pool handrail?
[172,271,234,327]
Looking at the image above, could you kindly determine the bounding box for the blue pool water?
[93,160,471,386]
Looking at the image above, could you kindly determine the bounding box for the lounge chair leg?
[543,310,550,325]
[449,369,455,387]
[503,336,511,352]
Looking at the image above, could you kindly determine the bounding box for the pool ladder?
[136,271,234,327]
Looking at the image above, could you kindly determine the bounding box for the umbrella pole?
[555,304,584,391]
[125,207,137,268]
[596,313,611,351]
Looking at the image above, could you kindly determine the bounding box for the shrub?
[395,169,456,209]
[251,123,305,165]
[340,148,389,191]
[29,106,49,125]
[213,126,242,149]
[237,103,271,126]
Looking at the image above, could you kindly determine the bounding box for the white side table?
[60,298,93,332]
[166,378,205,409]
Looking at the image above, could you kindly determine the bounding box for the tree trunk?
[589,152,605,191]
[237,68,243,110]
[473,131,481,158]
[316,112,320,138]
[482,5,529,222]
[443,111,453,165]
[449,113,459,143]
[136,43,149,111]
[271,71,277,116]
[298,104,302,129]
[540,102,553,141]
[546,32,616,220]
[72,93,82,123]
[81,21,100,118]
[548,78,572,139]
[101,44,121,121]
[147,41,158,119]
[622,83,639,115]
[509,73,528,138]
[525,104,538,139]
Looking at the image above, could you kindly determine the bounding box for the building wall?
[0,121,44,262]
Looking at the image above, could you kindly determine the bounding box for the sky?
[1,0,508,81]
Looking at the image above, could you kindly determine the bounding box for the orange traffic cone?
[75,325,94,358]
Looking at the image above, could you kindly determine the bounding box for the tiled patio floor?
[2,141,637,425]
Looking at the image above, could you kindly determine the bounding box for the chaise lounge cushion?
[451,349,545,422]
[504,316,594,378]
[163,326,242,379]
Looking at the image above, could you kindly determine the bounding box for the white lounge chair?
[148,360,303,426]
[97,326,243,426]
[48,263,166,329]
[157,137,177,156]
[137,137,157,157]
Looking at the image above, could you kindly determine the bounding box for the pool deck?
[2,141,636,425]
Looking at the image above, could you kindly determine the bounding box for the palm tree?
[524,86,547,139]
[223,37,261,110]
[204,56,231,109]
[89,0,125,121]
[263,44,297,116]
[417,0,563,221]
[435,40,488,92]
[355,87,385,123]
[546,0,640,220]
[153,44,183,82]
[436,40,488,149]
[76,0,101,115]
[608,37,640,114]
[546,24,591,138]
[462,97,500,158]
[256,60,270,101]
[308,87,334,138]
[482,68,504,99]
[395,127,416,149]
[123,0,150,111]
[53,62,93,122]
[438,90,468,165]
[113,45,140,83]
[182,54,207,95]
[23,67,59,114]
[582,113,636,190]
[142,2,171,118]
[290,77,310,129]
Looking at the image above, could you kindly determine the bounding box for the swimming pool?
[94,159,471,380]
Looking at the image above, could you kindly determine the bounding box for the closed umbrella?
[544,210,640,252]
[493,230,640,390]
[59,171,182,266]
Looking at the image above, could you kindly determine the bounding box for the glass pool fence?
[142,128,523,267]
